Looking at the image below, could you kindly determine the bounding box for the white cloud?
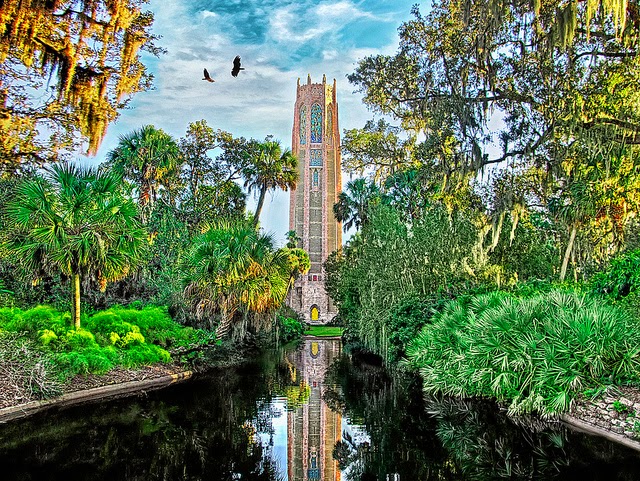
[201,10,218,19]
[268,0,384,45]
[322,49,338,60]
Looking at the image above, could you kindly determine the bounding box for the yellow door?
[311,306,319,321]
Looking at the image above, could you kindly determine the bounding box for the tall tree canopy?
[0,0,160,174]
[349,0,640,174]
[345,0,640,278]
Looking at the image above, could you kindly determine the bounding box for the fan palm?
[243,139,298,227]
[106,125,181,211]
[184,222,301,340]
[333,178,381,232]
[4,163,146,328]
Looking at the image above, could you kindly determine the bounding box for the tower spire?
[287,75,342,324]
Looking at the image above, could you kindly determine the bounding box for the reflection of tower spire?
[287,338,343,480]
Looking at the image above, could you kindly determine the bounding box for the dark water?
[1,337,640,481]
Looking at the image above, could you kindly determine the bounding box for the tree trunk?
[559,223,577,282]
[215,299,236,340]
[253,183,267,227]
[72,273,81,329]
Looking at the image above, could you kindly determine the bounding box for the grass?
[304,326,343,337]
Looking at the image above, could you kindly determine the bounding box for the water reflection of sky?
[256,397,289,477]
[255,397,371,480]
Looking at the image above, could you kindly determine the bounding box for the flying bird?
[231,55,244,77]
[202,68,215,82]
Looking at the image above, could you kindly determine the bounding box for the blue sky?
[84,0,422,244]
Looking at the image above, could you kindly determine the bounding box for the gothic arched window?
[311,169,320,191]
[299,105,307,145]
[311,103,322,143]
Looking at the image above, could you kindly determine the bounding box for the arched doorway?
[310,305,319,322]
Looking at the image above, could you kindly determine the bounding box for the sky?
[83,0,423,245]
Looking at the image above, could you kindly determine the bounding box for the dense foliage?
[406,290,640,415]
[321,0,640,418]
[327,203,489,361]
[343,0,640,281]
[183,221,309,340]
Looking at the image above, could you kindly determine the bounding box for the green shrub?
[55,347,119,378]
[63,329,100,351]
[122,343,171,367]
[55,351,90,377]
[386,295,439,362]
[4,305,67,335]
[114,306,182,345]
[39,329,58,346]
[591,249,640,300]
[88,306,187,347]
[0,307,20,329]
[406,289,640,415]
[0,305,194,381]
[279,315,304,344]
[85,311,138,338]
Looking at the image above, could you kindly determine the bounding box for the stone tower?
[288,74,342,324]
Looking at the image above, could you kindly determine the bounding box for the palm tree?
[106,125,181,212]
[183,222,305,340]
[4,163,146,328]
[243,139,298,227]
[333,178,381,232]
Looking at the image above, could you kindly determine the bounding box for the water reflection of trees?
[324,353,455,480]
[325,351,640,481]
[428,397,568,480]
[0,351,293,481]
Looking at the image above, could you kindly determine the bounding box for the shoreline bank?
[0,365,193,423]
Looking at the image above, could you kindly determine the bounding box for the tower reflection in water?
[287,337,343,481]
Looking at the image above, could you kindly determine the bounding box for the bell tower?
[288,74,342,324]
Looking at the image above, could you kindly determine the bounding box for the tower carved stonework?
[288,75,342,324]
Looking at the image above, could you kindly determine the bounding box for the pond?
[1,337,640,480]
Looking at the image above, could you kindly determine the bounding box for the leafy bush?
[278,315,305,344]
[591,249,640,300]
[84,311,140,340]
[63,329,100,350]
[86,306,199,348]
[406,290,640,415]
[1,305,67,335]
[386,296,438,362]
[0,304,210,385]
[55,348,116,377]
[121,343,171,367]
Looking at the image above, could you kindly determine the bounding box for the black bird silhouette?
[202,68,215,82]
[231,55,244,77]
